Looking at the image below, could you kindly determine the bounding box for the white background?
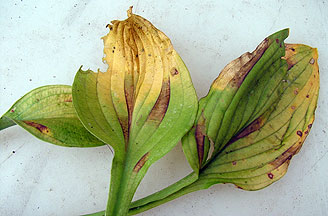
[0,0,327,215]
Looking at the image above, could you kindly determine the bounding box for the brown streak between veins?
[134,152,149,172]
[23,121,50,134]
[147,80,170,123]
[228,116,264,145]
[231,38,269,88]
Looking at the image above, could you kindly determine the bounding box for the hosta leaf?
[182,29,290,171]
[197,43,319,190]
[73,8,198,216]
[0,85,104,147]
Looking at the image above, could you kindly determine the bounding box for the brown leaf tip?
[127,6,133,17]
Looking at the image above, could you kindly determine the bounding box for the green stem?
[105,155,124,215]
[0,116,16,131]
[128,176,219,215]
[83,172,198,216]
[105,151,142,216]
[130,171,198,209]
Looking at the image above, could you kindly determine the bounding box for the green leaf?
[72,8,198,216]
[1,85,105,147]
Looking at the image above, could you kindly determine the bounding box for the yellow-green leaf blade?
[200,44,319,190]
[2,85,104,147]
[182,29,290,170]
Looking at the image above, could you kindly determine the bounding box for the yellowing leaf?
[72,8,198,215]
[1,85,104,147]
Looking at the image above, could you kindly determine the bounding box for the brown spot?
[10,109,15,113]
[232,161,237,165]
[294,89,298,95]
[304,131,308,135]
[23,121,50,134]
[170,67,179,76]
[134,152,149,172]
[297,130,303,137]
[309,58,315,64]
[147,80,170,124]
[275,39,279,44]
[306,95,310,98]
[291,106,295,110]
[283,44,298,70]
[267,173,274,179]
[236,186,243,189]
[229,117,264,144]
[308,124,312,129]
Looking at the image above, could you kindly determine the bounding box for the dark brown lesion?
[124,83,135,142]
[23,121,50,134]
[147,80,170,124]
[133,152,149,172]
[267,173,274,179]
[228,116,264,145]
[269,141,302,168]
[195,114,206,166]
[230,38,269,88]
